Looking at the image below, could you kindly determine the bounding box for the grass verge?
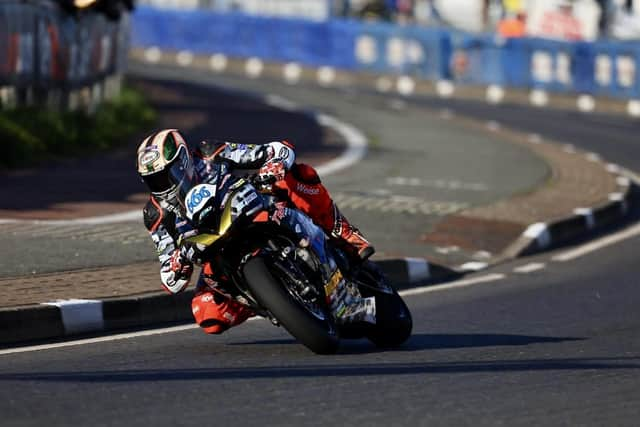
[0,87,156,169]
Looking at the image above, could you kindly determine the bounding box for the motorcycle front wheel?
[243,257,340,354]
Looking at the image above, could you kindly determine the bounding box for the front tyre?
[243,257,340,354]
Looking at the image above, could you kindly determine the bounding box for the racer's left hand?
[180,241,205,265]
[257,161,286,184]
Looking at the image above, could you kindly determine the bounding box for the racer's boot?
[329,203,375,263]
[191,266,254,334]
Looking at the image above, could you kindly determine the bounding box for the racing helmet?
[136,129,195,207]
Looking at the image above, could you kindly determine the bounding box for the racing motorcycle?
[180,161,412,354]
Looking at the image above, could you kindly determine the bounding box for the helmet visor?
[142,146,195,203]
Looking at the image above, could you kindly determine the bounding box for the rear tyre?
[365,287,412,348]
[356,263,413,348]
[243,257,340,354]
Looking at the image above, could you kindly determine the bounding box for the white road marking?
[209,54,227,72]
[283,62,302,84]
[459,262,488,272]
[530,89,549,107]
[472,250,492,260]
[399,273,505,297]
[331,193,468,216]
[435,80,454,98]
[314,114,367,177]
[552,222,640,262]
[435,246,459,255]
[386,177,488,192]
[617,176,631,187]
[176,50,193,67]
[586,152,601,163]
[396,76,415,96]
[486,85,504,104]
[606,163,621,174]
[527,133,542,144]
[513,262,546,274]
[264,93,297,111]
[317,66,335,86]
[576,94,595,112]
[144,47,162,63]
[628,99,640,117]
[0,324,200,356]
[245,57,263,78]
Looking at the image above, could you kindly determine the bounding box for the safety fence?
[0,0,130,110]
[132,6,640,100]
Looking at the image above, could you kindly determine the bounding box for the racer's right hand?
[170,249,194,280]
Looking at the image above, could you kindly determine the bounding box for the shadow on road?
[0,355,637,383]
[229,333,584,353]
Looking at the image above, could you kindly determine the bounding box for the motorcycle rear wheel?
[243,257,340,354]
[356,263,413,348]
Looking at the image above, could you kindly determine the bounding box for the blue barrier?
[132,6,640,100]
[133,7,359,69]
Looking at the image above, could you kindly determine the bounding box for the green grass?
[0,87,156,169]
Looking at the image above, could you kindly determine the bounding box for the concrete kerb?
[501,175,636,259]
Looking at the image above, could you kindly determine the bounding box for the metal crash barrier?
[132,5,640,101]
[0,0,130,110]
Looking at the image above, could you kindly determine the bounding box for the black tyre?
[243,257,340,354]
[355,263,413,348]
[366,287,412,348]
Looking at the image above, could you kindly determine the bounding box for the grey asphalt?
[0,67,549,276]
[1,238,639,426]
[2,71,640,426]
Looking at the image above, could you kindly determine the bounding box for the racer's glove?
[255,161,286,192]
[160,249,194,293]
[170,249,194,280]
[179,241,205,266]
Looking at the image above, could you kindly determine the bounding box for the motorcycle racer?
[136,129,375,335]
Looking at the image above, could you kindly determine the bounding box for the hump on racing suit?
[193,139,295,172]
